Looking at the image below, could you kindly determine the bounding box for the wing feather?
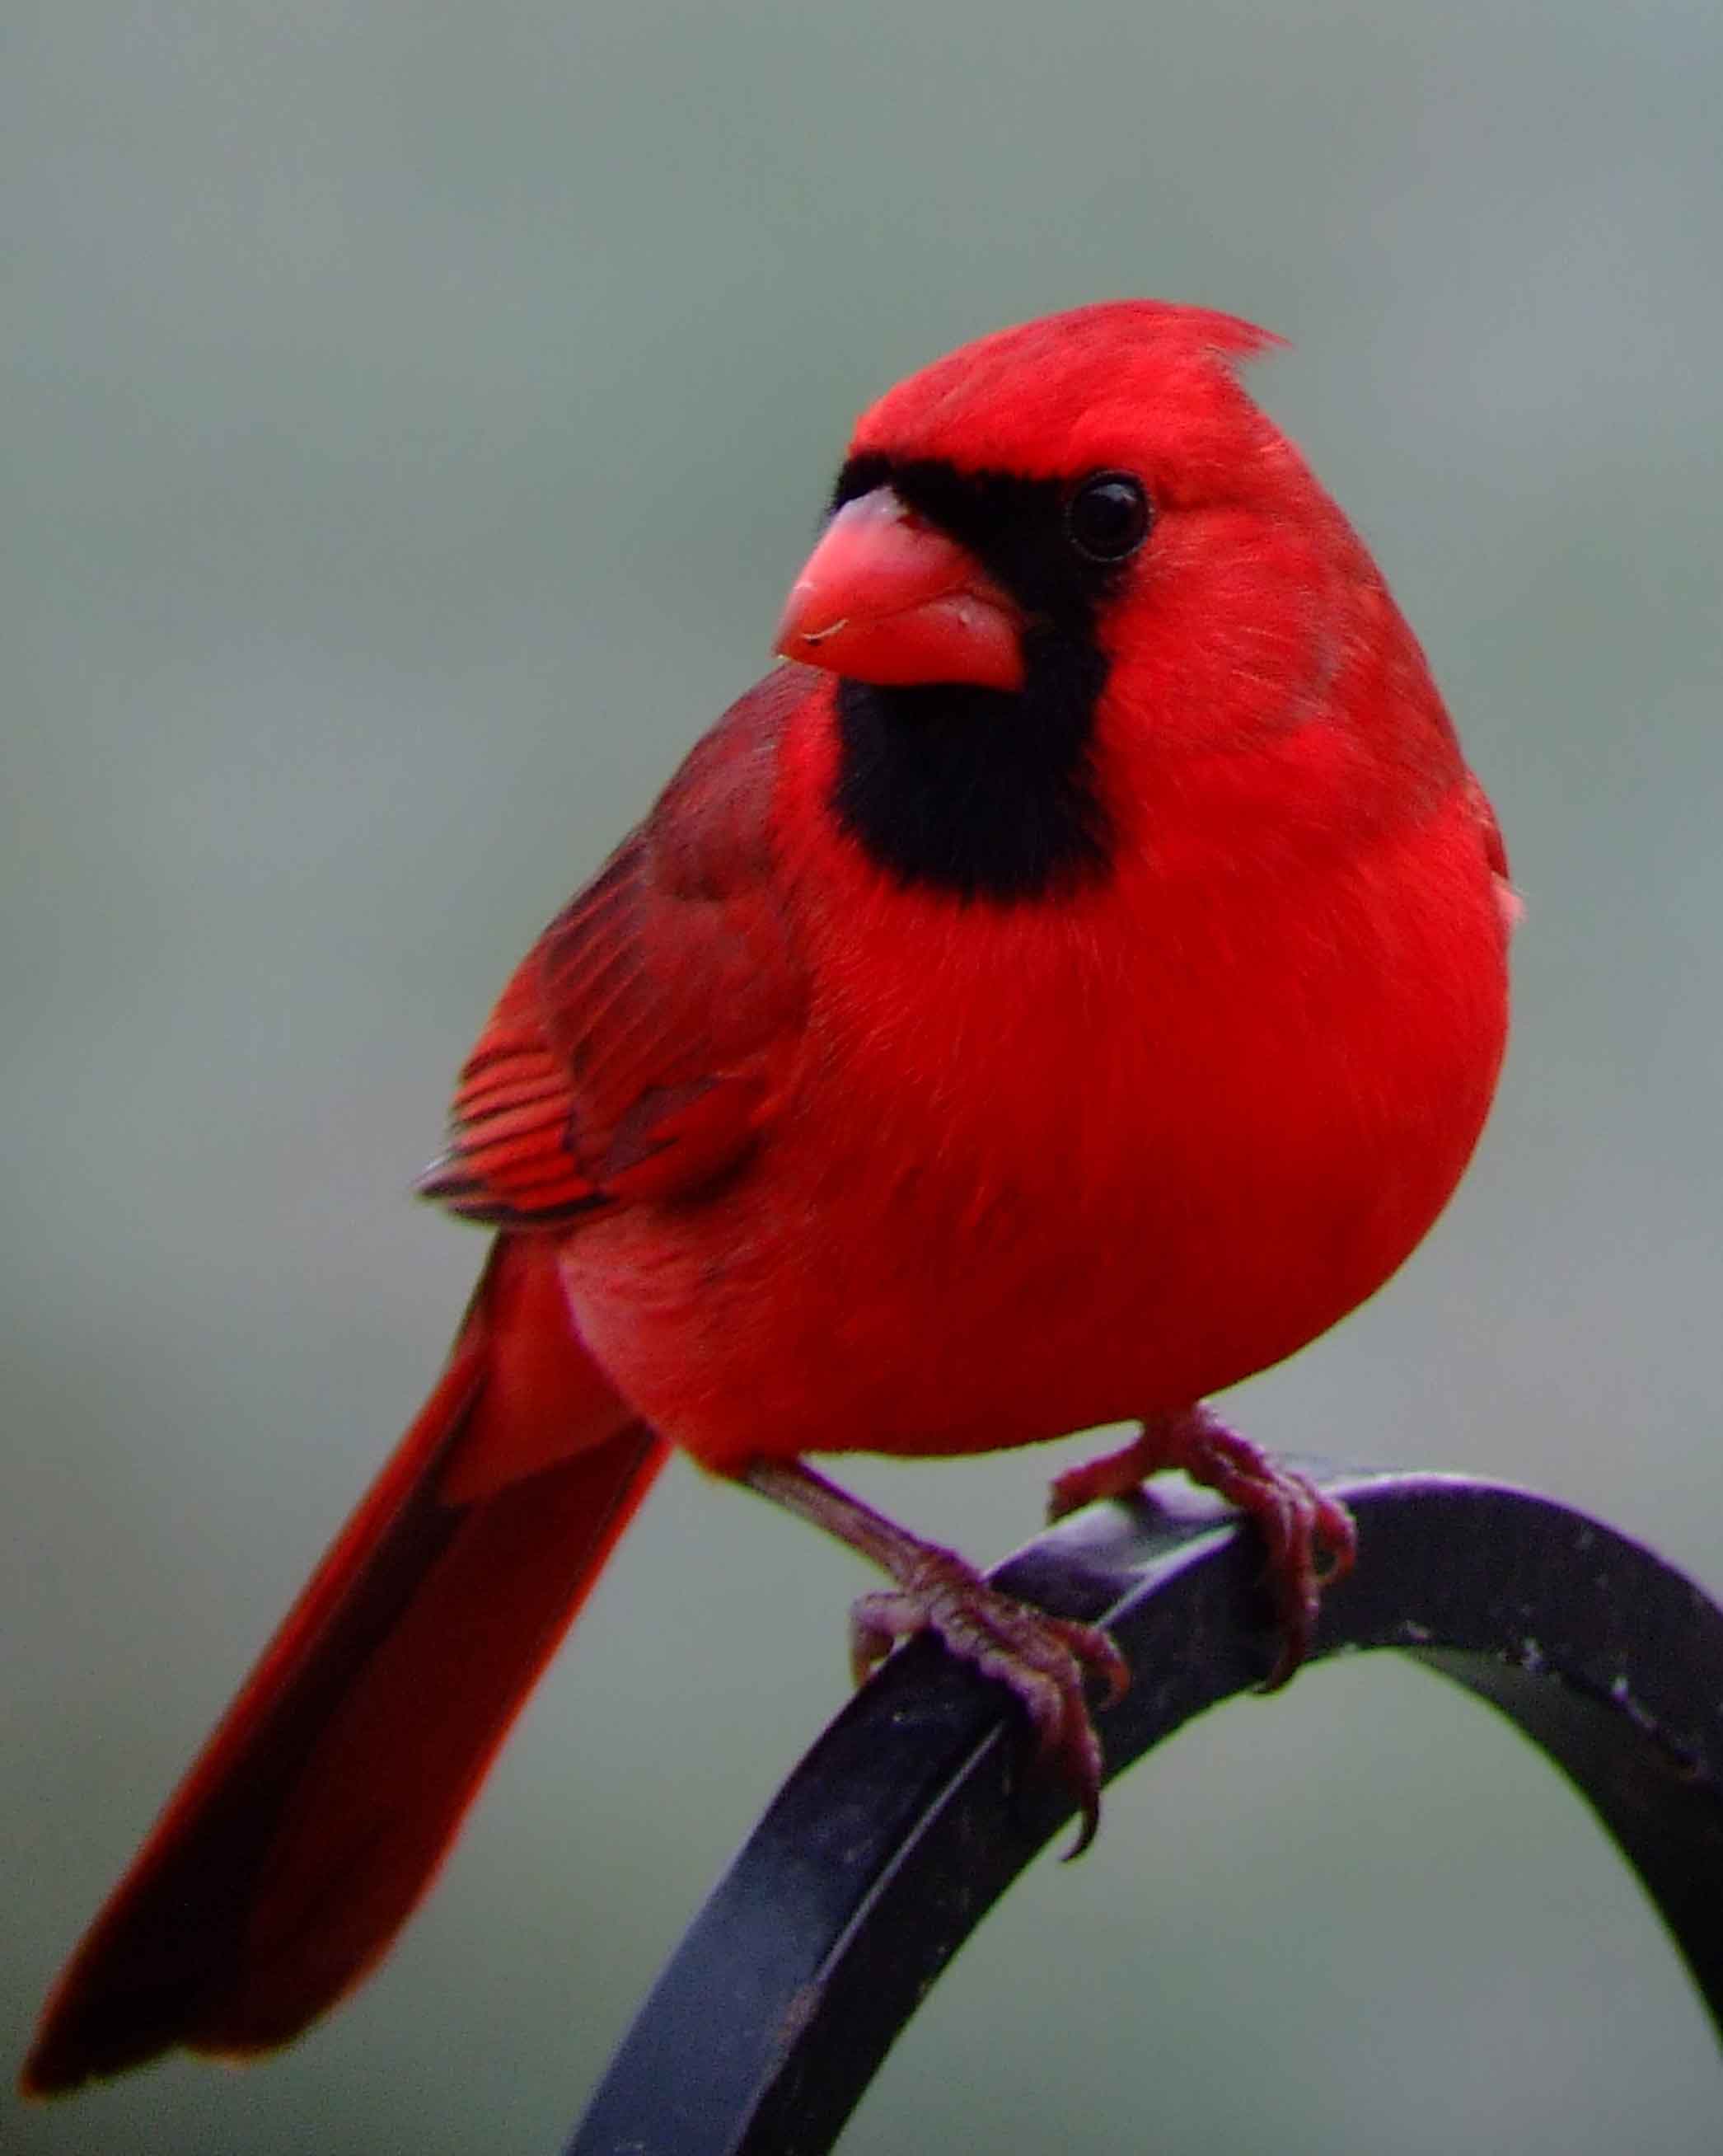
[419,668,812,1230]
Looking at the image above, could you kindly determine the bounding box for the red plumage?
[25,301,1511,2095]
[24,1239,664,2088]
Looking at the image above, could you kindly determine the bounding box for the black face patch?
[826,455,1130,904]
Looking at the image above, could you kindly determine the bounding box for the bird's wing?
[419,668,812,1229]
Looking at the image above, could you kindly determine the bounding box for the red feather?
[420,673,808,1226]
[23,1240,665,2090]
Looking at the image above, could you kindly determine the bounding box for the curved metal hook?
[567,1469,1723,2156]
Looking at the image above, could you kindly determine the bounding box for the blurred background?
[6,2,1721,2149]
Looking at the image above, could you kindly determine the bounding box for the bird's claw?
[1048,1408,1356,1690]
[850,1553,1128,1857]
[1173,1416,1355,1688]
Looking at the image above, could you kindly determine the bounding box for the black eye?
[1066,471,1151,563]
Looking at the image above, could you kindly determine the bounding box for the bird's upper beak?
[773,486,1026,691]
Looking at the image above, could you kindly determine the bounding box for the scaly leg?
[1047,1405,1356,1689]
[742,1457,1129,1853]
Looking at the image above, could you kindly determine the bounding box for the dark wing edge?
[419,667,813,1230]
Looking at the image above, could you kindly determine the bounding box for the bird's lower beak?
[773,486,1025,691]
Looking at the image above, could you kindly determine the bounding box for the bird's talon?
[845,1556,1126,1849]
[1046,1409,1358,1691]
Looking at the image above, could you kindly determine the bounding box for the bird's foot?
[850,1550,1129,1855]
[740,1456,1128,1854]
[1048,1405,1355,1689]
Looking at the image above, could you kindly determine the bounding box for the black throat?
[826,457,1118,906]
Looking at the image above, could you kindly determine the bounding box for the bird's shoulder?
[419,667,814,1228]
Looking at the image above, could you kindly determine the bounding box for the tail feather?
[22,1238,665,2095]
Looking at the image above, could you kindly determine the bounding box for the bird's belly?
[558,977,1501,1472]
[559,1158,1154,1469]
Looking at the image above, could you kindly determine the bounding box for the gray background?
[6,2,1721,2151]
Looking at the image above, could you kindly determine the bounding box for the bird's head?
[777,300,1286,696]
[775,302,1460,903]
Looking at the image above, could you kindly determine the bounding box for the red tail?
[22,1238,666,2095]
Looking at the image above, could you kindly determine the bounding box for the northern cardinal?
[24,302,1513,2095]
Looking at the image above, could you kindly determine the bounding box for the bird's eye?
[1066,472,1151,563]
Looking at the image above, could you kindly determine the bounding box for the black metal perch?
[566,1468,1723,2156]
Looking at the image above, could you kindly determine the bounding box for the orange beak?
[773,486,1026,691]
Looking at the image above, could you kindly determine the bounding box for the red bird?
[24,302,1513,2095]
